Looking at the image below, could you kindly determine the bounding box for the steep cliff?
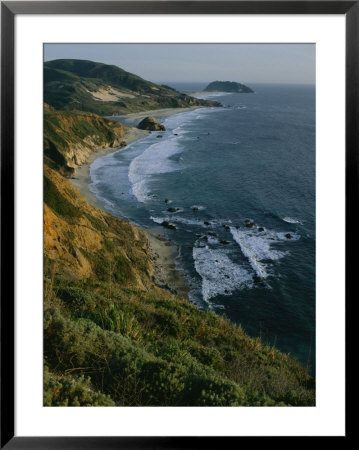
[44,165,153,288]
[44,111,126,175]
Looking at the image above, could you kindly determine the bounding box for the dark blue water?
[90,84,315,372]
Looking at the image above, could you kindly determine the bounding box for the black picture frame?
[1,1,354,447]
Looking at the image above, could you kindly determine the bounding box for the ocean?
[89,83,316,372]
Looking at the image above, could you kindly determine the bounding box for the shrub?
[44,366,115,406]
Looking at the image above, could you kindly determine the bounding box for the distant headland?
[204,81,254,93]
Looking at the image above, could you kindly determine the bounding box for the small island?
[204,81,254,93]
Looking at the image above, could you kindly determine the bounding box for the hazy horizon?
[44,43,315,85]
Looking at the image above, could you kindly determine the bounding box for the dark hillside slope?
[44,59,222,115]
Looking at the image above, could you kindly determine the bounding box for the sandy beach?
[69,127,150,209]
[70,108,193,298]
[110,105,204,125]
[146,229,189,298]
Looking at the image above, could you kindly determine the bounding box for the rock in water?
[137,116,166,131]
[204,81,254,93]
[161,221,176,230]
[220,240,230,245]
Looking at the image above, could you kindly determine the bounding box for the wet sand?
[146,229,189,298]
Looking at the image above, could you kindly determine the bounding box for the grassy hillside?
[44,59,222,114]
[43,110,315,406]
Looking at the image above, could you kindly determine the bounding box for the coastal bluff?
[204,81,254,93]
[44,111,126,175]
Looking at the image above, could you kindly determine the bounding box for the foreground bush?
[44,277,315,406]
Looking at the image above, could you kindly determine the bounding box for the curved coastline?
[69,107,195,298]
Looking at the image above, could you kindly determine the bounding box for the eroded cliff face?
[44,164,153,289]
[44,112,126,175]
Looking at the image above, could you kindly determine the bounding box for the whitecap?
[150,215,206,227]
[192,243,253,302]
[282,217,303,224]
[207,236,220,245]
[193,92,233,99]
[230,227,297,279]
[128,108,219,203]
[128,139,183,202]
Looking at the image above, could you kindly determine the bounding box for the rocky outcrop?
[137,116,166,131]
[44,111,126,175]
[161,221,176,230]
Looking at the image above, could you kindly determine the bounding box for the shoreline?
[107,105,205,126]
[146,229,189,298]
[69,126,150,210]
[70,107,194,298]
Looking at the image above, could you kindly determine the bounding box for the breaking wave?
[192,243,253,303]
[230,227,300,279]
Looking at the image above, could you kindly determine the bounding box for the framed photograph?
[1,1,354,446]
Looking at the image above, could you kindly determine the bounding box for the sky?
[44,43,315,85]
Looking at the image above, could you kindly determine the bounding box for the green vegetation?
[44,274,315,406]
[44,59,222,114]
[44,366,115,406]
[204,81,254,93]
[44,174,81,220]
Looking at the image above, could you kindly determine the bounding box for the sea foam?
[150,215,206,227]
[282,217,303,224]
[193,92,233,100]
[128,109,212,203]
[128,139,183,202]
[193,243,253,302]
[230,227,300,279]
